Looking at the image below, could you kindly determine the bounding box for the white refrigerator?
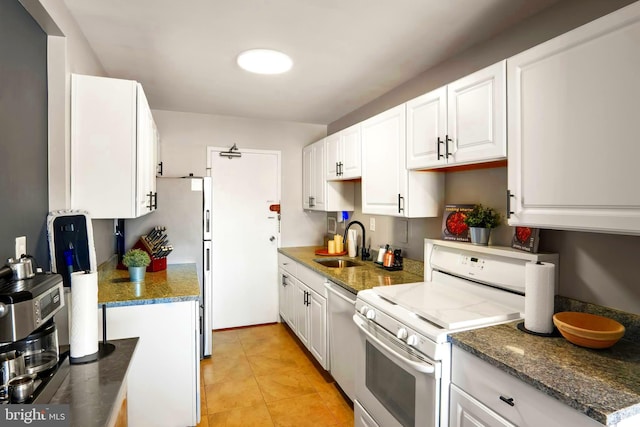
[125,176,213,358]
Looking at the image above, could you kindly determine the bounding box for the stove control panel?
[429,245,528,294]
[355,298,437,359]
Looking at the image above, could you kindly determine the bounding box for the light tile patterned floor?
[197,323,354,427]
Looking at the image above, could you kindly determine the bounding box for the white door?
[208,148,281,329]
[308,288,327,369]
[447,60,506,166]
[507,2,640,234]
[302,144,313,209]
[361,105,407,216]
[325,133,340,180]
[406,86,447,169]
[341,123,362,179]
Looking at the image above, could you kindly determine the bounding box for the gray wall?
[0,0,49,266]
[328,0,640,314]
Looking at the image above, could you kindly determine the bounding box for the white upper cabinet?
[303,139,354,212]
[361,105,443,217]
[507,2,640,234]
[71,74,158,219]
[325,124,362,180]
[407,61,506,170]
[406,87,447,169]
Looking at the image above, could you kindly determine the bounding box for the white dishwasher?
[324,280,357,401]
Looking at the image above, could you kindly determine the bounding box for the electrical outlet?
[369,217,376,231]
[15,236,26,259]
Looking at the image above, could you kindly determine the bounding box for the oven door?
[353,314,441,427]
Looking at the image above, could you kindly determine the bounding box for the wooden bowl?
[552,312,625,349]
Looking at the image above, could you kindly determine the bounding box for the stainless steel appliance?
[125,176,213,358]
[353,239,558,427]
[0,272,67,403]
[324,280,357,401]
[0,273,64,343]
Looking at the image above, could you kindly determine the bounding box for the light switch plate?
[15,236,26,259]
[370,217,376,231]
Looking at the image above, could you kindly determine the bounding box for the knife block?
[132,238,167,272]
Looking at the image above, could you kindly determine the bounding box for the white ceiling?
[63,0,559,125]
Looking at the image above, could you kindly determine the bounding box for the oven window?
[365,341,415,427]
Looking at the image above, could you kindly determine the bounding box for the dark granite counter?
[450,322,640,426]
[279,246,424,294]
[98,257,200,307]
[49,338,138,427]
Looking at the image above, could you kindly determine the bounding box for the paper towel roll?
[347,229,357,257]
[70,271,99,359]
[524,262,556,334]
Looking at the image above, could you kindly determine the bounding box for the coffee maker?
[0,270,65,403]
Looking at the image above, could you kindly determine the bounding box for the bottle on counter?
[383,248,395,268]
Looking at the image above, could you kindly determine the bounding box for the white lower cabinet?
[99,300,200,427]
[278,267,295,327]
[450,385,515,427]
[276,255,328,369]
[307,287,327,368]
[451,347,602,427]
[294,279,311,348]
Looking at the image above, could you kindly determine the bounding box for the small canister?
[383,249,395,268]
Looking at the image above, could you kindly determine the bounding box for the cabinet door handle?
[398,194,405,214]
[499,396,515,407]
[506,190,515,219]
[147,191,156,210]
[309,196,315,208]
[281,274,288,286]
[206,248,210,271]
[445,134,453,158]
[157,161,163,176]
[339,162,343,176]
[336,162,340,177]
[437,137,444,160]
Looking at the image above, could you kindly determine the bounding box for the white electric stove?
[353,239,558,427]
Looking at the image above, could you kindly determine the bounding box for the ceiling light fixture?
[237,49,293,75]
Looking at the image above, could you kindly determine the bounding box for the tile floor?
[197,323,354,427]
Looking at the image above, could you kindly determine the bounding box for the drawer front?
[452,348,601,427]
[296,263,326,295]
[450,384,515,427]
[278,254,297,276]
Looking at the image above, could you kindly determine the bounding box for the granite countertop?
[450,322,640,426]
[98,257,200,307]
[49,338,138,427]
[279,246,424,294]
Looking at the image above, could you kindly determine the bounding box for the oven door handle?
[353,315,435,375]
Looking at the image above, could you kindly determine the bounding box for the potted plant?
[122,249,151,282]
[463,204,502,245]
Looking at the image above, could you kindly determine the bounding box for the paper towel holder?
[70,304,115,364]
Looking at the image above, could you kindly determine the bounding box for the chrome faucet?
[343,221,370,260]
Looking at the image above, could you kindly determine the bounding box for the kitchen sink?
[314,259,362,268]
